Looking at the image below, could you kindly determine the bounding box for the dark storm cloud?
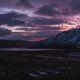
[0,12,26,26]
[0,28,11,37]
[30,17,66,25]
[60,0,80,14]
[55,0,80,14]
[0,0,80,14]
[71,0,80,11]
[34,0,80,16]
[35,5,59,16]
[19,0,32,8]
[0,0,32,8]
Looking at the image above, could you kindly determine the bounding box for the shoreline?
[0,48,79,51]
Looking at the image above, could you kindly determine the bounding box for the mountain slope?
[43,29,80,49]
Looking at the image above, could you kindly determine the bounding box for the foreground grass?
[0,50,80,80]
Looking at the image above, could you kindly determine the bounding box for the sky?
[0,0,80,41]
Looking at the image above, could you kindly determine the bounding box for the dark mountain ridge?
[34,29,80,49]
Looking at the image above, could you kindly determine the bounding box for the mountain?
[42,29,80,49]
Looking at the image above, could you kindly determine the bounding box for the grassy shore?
[0,50,80,80]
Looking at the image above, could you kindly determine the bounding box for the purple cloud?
[0,12,27,26]
[35,5,59,16]
[31,17,66,25]
[0,0,32,8]
[0,28,11,37]
[19,0,32,8]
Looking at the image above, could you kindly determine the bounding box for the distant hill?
[0,39,47,48]
[0,40,32,48]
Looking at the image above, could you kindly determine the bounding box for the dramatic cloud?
[0,0,80,41]
[35,5,59,16]
[34,0,80,16]
[0,12,26,26]
[58,0,80,14]
[0,28,11,37]
[0,0,80,15]
[19,0,32,8]
[31,18,66,25]
[55,0,80,14]
[0,0,32,9]
[71,0,80,11]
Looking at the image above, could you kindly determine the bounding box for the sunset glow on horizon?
[0,0,80,40]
